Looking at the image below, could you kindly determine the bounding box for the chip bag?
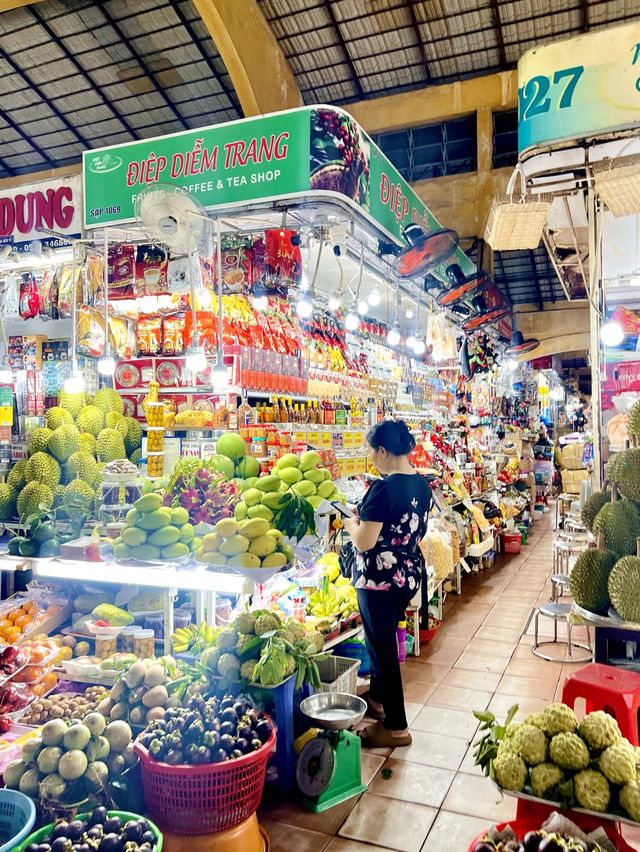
[77,307,107,358]
[135,245,169,297]
[137,315,163,356]
[57,263,83,317]
[39,268,58,319]
[108,244,135,299]
[85,253,104,305]
[19,272,39,319]
[162,315,185,356]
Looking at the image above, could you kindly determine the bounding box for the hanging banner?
[0,174,82,252]
[518,21,640,153]
[82,105,475,274]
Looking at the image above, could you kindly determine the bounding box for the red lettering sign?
[0,185,75,238]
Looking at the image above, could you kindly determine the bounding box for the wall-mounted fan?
[505,329,540,356]
[135,184,211,255]
[461,295,510,333]
[436,264,490,307]
[393,223,459,279]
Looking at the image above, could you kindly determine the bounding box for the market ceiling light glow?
[299,273,310,291]
[97,356,116,376]
[405,308,414,319]
[550,388,565,401]
[197,287,212,307]
[252,295,268,311]
[600,321,624,346]
[357,299,369,316]
[387,324,401,346]
[413,339,426,355]
[185,345,207,372]
[296,296,313,319]
[507,358,519,371]
[64,372,85,394]
[344,310,360,331]
[406,335,416,349]
[368,288,381,307]
[328,293,341,311]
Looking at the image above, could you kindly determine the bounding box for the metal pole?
[587,184,602,489]
[103,229,110,370]
[216,218,223,361]
[70,242,78,374]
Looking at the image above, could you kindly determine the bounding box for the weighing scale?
[296,693,368,813]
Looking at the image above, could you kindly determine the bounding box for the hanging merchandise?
[18,272,39,319]
[136,315,163,356]
[107,243,136,299]
[264,228,302,293]
[162,314,186,356]
[393,223,459,279]
[436,264,490,307]
[217,234,253,294]
[57,263,83,318]
[39,268,59,320]
[167,253,203,294]
[135,245,169,297]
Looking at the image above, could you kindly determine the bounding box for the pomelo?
[237,457,261,478]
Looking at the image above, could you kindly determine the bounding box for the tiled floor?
[259,509,640,851]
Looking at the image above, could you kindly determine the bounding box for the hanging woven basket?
[484,165,552,251]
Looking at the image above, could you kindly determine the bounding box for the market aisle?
[259,510,640,851]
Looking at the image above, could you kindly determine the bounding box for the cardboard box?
[562,443,585,470]
[561,468,589,494]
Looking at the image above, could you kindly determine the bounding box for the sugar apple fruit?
[523,712,546,730]
[573,769,611,812]
[511,724,548,766]
[493,752,527,792]
[530,763,564,800]
[549,732,590,770]
[541,703,578,736]
[599,740,638,785]
[505,723,521,738]
[578,711,622,752]
[620,780,640,821]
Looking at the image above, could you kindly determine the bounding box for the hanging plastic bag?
[19,272,39,319]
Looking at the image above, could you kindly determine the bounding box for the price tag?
[293,431,308,444]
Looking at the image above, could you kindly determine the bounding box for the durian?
[609,552,640,622]
[592,499,640,558]
[96,428,126,463]
[581,490,610,533]
[76,405,105,437]
[92,387,124,417]
[48,424,81,463]
[17,482,53,521]
[612,448,640,501]
[627,398,640,442]
[569,547,617,614]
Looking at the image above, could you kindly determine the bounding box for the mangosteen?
[137,820,149,835]
[538,840,563,852]
[141,831,155,846]
[232,702,246,717]
[51,839,71,852]
[86,827,103,842]
[251,738,263,750]
[122,821,142,843]
[220,696,234,710]
[522,834,543,852]
[245,709,259,724]
[230,748,244,760]
[235,737,250,754]
[211,748,228,763]
[219,721,235,738]
[220,707,238,725]
[37,845,53,852]
[52,823,70,841]
[103,816,121,835]
[237,723,252,740]
[89,808,108,828]
[256,720,271,742]
[472,845,495,852]
[220,734,236,753]
[67,821,84,841]
[98,834,121,852]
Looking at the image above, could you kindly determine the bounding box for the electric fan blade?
[135,183,210,255]
[461,305,510,333]
[436,271,490,307]
[393,224,459,279]
[505,330,540,356]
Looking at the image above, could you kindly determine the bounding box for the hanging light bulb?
[406,335,416,349]
[405,307,414,319]
[357,299,368,316]
[253,295,268,311]
[600,321,624,346]
[197,287,212,307]
[211,364,228,390]
[296,295,313,318]
[0,357,12,384]
[413,339,426,355]
[299,272,310,291]
[97,355,116,376]
[185,345,207,372]
[387,324,401,346]
[507,358,519,371]
[368,288,381,307]
[64,371,85,394]
[328,292,341,311]
[345,310,360,331]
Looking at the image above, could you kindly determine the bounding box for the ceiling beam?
[581,0,590,30]
[528,249,544,311]
[320,0,364,99]
[405,0,431,82]
[193,0,301,116]
[488,0,507,67]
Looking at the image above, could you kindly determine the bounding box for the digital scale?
[296,692,368,813]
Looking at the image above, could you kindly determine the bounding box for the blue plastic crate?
[336,636,371,676]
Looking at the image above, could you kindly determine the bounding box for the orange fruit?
[31,683,46,697]
[21,601,32,612]
[7,610,22,623]
[0,620,12,631]
[41,672,57,692]
[4,627,21,641]
[26,606,36,617]
[14,615,30,630]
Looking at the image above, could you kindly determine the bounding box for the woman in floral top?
[344,420,431,747]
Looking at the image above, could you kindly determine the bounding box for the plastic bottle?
[397,620,407,662]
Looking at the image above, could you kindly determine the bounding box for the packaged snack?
[183,311,217,354]
[85,253,104,305]
[265,228,301,292]
[217,238,252,293]
[108,315,132,359]
[162,314,185,356]
[137,315,162,356]
[19,272,39,319]
[39,268,58,319]
[57,264,83,317]
[167,253,202,294]
[135,244,169,297]
[108,244,135,299]
[76,307,106,358]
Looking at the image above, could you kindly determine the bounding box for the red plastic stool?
[561,662,640,745]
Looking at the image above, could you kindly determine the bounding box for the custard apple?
[573,769,611,813]
[493,751,527,792]
[549,732,590,770]
[511,723,548,766]
[505,722,522,738]
[541,703,578,736]
[496,739,518,759]
[530,763,565,800]
[578,711,622,752]
[599,740,637,785]
[523,712,546,731]
[620,779,640,821]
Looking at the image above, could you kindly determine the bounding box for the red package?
[19,272,39,319]
[264,229,301,291]
[137,315,163,356]
[183,311,218,354]
[39,268,59,319]
[108,244,135,299]
[162,315,186,356]
[135,245,168,297]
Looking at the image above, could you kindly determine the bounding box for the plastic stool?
[561,662,640,745]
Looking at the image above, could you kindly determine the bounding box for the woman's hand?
[343,517,360,536]
[347,519,383,553]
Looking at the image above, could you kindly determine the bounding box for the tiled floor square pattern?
[258,509,640,850]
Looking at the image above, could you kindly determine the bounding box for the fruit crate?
[315,655,360,695]
[17,809,163,852]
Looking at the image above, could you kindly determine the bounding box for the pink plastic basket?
[503,532,522,554]
[133,718,276,835]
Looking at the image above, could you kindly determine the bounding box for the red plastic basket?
[133,718,276,835]
[468,815,635,852]
[503,532,522,554]
[419,618,442,645]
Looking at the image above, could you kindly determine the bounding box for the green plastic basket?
[16,810,163,851]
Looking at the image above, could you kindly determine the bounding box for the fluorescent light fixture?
[344,311,360,331]
[550,387,565,401]
[406,335,416,349]
[600,320,624,347]
[357,299,368,316]
[185,345,207,372]
[387,324,401,346]
[253,295,268,311]
[368,288,381,307]
[300,272,309,291]
[507,358,519,372]
[328,293,341,311]
[197,287,212,307]
[413,339,426,355]
[296,296,313,318]
[64,371,85,393]
[405,308,414,319]
[97,356,116,376]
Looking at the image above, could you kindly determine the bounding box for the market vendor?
[344,420,432,749]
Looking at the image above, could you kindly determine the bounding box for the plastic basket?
[419,618,442,645]
[336,637,371,676]
[17,810,162,852]
[134,718,276,835]
[0,789,36,852]
[467,817,634,852]
[315,655,360,695]
[503,532,522,554]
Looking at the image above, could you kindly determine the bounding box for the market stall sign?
[518,21,640,153]
[0,175,82,252]
[82,106,474,272]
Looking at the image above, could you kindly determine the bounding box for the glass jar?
[95,634,118,659]
[119,626,137,654]
[133,628,155,659]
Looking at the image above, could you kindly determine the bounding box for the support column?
[587,185,602,488]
